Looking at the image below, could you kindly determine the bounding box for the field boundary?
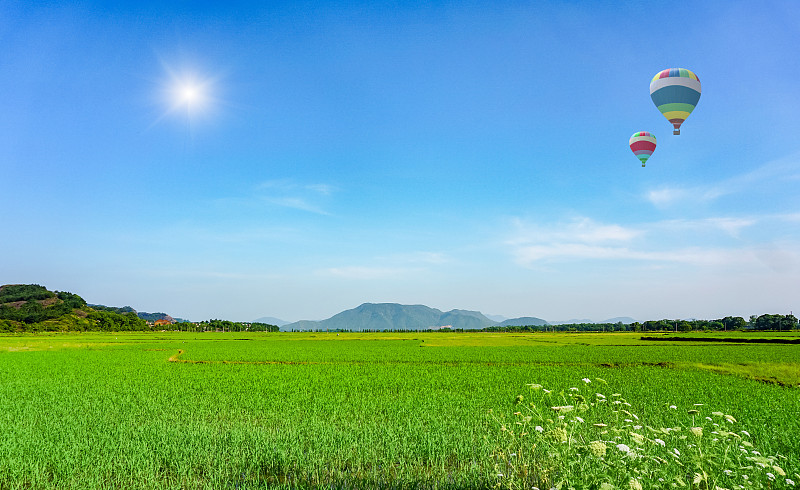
[167,349,320,365]
[641,336,800,344]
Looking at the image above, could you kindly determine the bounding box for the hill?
[0,284,146,332]
[497,316,549,327]
[254,316,290,327]
[282,303,497,331]
[90,304,189,323]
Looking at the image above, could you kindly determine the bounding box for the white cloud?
[508,217,641,246]
[646,187,691,207]
[261,196,329,215]
[644,152,800,208]
[504,214,799,270]
[655,217,757,238]
[210,179,339,215]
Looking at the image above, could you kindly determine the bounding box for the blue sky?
[3,1,799,323]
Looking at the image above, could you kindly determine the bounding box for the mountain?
[497,316,549,327]
[550,318,593,325]
[604,317,635,324]
[485,314,507,322]
[254,316,290,327]
[282,303,497,331]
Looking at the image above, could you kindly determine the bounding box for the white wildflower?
[786,478,794,486]
[589,440,607,457]
[767,473,775,481]
[582,378,591,383]
[725,414,737,423]
[616,443,631,453]
[740,430,750,437]
[653,438,666,447]
[535,426,544,433]
[596,393,606,399]
[575,416,584,423]
[669,405,677,410]
[570,387,579,391]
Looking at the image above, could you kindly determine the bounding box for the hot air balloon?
[630,131,656,167]
[650,68,701,135]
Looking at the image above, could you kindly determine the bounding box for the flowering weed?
[489,378,791,489]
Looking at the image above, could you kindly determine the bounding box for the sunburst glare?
[149,60,221,131]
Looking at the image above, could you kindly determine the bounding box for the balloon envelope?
[650,68,701,135]
[630,131,656,167]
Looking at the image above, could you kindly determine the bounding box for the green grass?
[0,331,798,488]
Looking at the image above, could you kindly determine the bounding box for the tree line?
[148,319,279,332]
[482,314,798,333]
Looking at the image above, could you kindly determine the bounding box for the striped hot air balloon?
[650,68,701,135]
[630,131,656,167]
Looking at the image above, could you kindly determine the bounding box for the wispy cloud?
[506,217,644,266]
[655,217,757,238]
[508,217,642,246]
[504,214,799,270]
[645,152,800,208]
[510,243,757,267]
[255,179,338,215]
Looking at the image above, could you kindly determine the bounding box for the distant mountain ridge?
[279,304,635,331]
[282,303,497,331]
[254,316,290,327]
[497,316,549,327]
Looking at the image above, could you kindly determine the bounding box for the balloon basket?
[673,129,680,135]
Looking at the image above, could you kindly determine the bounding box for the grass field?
[1,331,798,488]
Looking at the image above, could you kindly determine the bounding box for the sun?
[149,59,220,131]
[178,84,200,105]
[170,78,209,114]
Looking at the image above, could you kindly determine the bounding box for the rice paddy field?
[1,331,798,489]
